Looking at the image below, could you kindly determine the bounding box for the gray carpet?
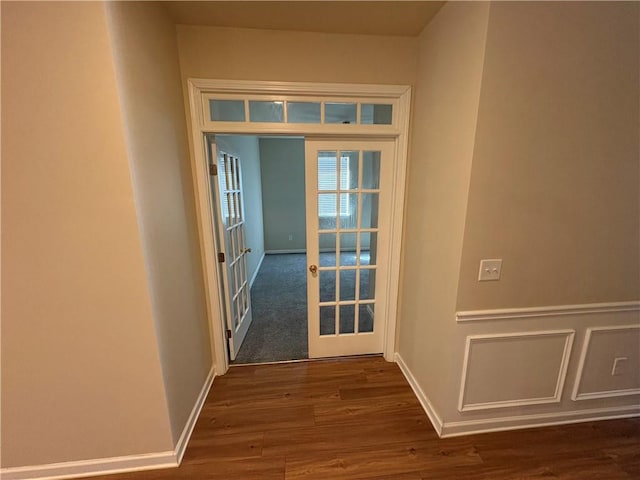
[233,253,308,364]
[232,252,373,364]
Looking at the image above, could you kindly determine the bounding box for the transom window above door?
[208,98,393,125]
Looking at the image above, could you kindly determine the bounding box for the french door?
[305,138,394,358]
[208,139,253,360]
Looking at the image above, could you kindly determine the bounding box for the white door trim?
[187,79,411,374]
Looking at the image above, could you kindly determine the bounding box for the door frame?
[187,79,411,374]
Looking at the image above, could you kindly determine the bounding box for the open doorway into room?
[208,134,386,365]
[192,80,411,374]
[211,134,309,364]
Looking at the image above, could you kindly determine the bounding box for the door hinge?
[217,252,225,263]
[209,163,218,176]
[226,329,232,339]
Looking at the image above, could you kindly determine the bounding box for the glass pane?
[233,227,242,260]
[318,152,338,191]
[319,233,337,267]
[230,297,236,328]
[234,159,241,190]
[363,151,381,189]
[340,269,356,301]
[223,157,233,191]
[228,227,236,260]
[249,101,284,123]
[228,158,238,190]
[359,268,375,300]
[239,251,246,284]
[319,269,336,302]
[325,102,357,124]
[339,193,358,229]
[229,263,236,294]
[234,297,241,328]
[340,151,359,190]
[359,304,374,332]
[320,306,336,335]
[209,99,245,122]
[339,305,355,334]
[288,102,321,123]
[361,193,379,229]
[318,194,337,230]
[339,233,357,266]
[229,194,236,223]
[231,193,240,225]
[236,228,243,260]
[224,193,232,221]
[360,232,377,266]
[361,104,393,125]
[239,227,246,252]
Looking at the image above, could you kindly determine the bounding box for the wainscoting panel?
[571,325,640,401]
[398,302,640,438]
[458,330,575,412]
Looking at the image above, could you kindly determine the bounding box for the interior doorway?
[188,79,411,374]
[207,134,396,364]
[209,134,310,364]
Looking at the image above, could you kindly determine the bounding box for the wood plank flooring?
[91,356,640,480]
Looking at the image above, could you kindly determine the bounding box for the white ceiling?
[165,1,445,37]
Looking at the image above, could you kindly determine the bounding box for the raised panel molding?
[571,325,640,401]
[458,330,575,412]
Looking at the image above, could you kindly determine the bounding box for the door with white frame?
[305,138,394,358]
[207,137,253,360]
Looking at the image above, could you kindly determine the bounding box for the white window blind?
[218,156,237,221]
[318,155,350,217]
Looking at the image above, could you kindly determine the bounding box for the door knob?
[309,264,318,274]
[243,247,252,254]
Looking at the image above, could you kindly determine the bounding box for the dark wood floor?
[92,356,639,480]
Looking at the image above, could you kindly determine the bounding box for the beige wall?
[456,1,640,310]
[105,1,212,444]
[1,1,173,467]
[397,1,491,417]
[176,25,418,85]
[398,1,640,431]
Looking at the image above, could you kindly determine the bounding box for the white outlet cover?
[478,259,502,281]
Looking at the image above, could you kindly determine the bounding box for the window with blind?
[318,155,350,217]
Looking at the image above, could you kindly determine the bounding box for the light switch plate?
[478,259,502,281]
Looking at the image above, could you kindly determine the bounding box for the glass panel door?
[208,139,253,360]
[305,138,394,358]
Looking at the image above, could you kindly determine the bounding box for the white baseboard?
[175,367,216,463]
[394,353,444,436]
[265,249,306,254]
[249,253,265,289]
[394,352,640,439]
[440,404,640,438]
[264,248,361,255]
[0,452,177,480]
[2,368,217,480]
